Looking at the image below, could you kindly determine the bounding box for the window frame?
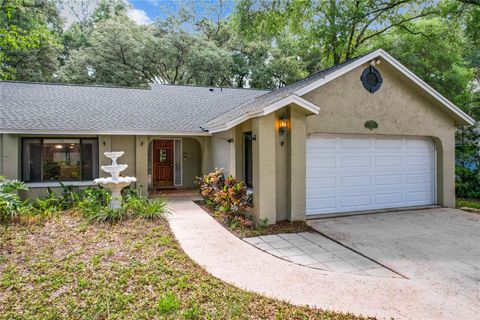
[21,137,99,182]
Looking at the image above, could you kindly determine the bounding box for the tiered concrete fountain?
[94,151,137,209]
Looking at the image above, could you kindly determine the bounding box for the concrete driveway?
[308,207,480,314]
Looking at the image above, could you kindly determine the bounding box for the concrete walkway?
[167,199,478,320]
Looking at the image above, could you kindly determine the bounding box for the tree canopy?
[1,0,478,196]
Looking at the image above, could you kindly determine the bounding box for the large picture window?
[22,138,99,182]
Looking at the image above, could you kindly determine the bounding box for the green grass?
[0,212,368,319]
[457,198,480,209]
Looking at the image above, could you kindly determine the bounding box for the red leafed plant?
[195,169,251,226]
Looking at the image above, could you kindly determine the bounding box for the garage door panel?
[375,193,403,205]
[341,175,371,187]
[375,138,403,149]
[406,138,434,150]
[375,174,402,185]
[341,156,371,167]
[341,138,371,149]
[306,135,435,215]
[340,195,371,207]
[375,156,403,167]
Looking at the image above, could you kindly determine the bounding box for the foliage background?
[1,0,478,197]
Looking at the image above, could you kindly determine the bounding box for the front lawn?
[457,198,480,210]
[0,212,366,319]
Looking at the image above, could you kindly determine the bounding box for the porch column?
[252,113,277,224]
[135,136,148,196]
[0,134,19,180]
[201,136,212,174]
[98,135,111,178]
[289,108,307,221]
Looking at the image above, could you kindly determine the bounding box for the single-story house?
[0,49,475,223]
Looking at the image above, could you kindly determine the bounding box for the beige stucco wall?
[182,138,202,187]
[211,129,235,176]
[302,61,457,208]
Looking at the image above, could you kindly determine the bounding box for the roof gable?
[204,49,474,132]
[294,49,475,126]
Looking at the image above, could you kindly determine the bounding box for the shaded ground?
[0,211,364,320]
[309,208,480,316]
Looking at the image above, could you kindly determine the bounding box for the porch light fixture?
[278,113,289,146]
[278,113,288,137]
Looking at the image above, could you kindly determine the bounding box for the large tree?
[0,0,63,81]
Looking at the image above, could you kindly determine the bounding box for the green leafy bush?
[0,178,168,224]
[455,166,480,199]
[123,196,169,220]
[196,170,252,227]
[0,176,30,221]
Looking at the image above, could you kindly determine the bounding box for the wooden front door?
[153,140,174,187]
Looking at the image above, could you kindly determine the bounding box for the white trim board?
[295,49,475,126]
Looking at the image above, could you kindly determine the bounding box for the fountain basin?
[94,177,137,185]
[101,164,128,174]
[104,151,124,159]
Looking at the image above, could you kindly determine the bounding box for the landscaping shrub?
[196,169,252,227]
[0,176,30,222]
[455,166,480,199]
[0,178,168,224]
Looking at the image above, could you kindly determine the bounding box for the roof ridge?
[152,83,272,92]
[0,80,151,90]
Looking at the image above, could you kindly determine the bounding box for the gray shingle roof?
[204,54,367,129]
[0,82,270,133]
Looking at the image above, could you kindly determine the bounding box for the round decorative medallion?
[361,66,383,93]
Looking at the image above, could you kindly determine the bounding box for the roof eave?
[204,95,320,133]
[0,129,212,136]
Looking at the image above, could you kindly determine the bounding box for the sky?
[127,0,235,25]
[58,0,235,28]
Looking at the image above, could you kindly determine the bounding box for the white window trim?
[26,181,96,188]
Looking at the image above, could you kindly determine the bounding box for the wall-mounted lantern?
[278,113,288,136]
[278,113,289,146]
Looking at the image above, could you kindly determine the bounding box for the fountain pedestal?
[94,152,137,209]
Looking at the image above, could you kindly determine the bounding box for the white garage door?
[306,135,435,215]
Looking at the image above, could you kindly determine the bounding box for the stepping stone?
[300,245,327,255]
[311,252,342,262]
[277,247,306,257]
[323,260,359,273]
[259,235,282,242]
[288,238,314,247]
[278,233,303,240]
[269,240,294,249]
[287,254,319,266]
[345,257,380,270]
